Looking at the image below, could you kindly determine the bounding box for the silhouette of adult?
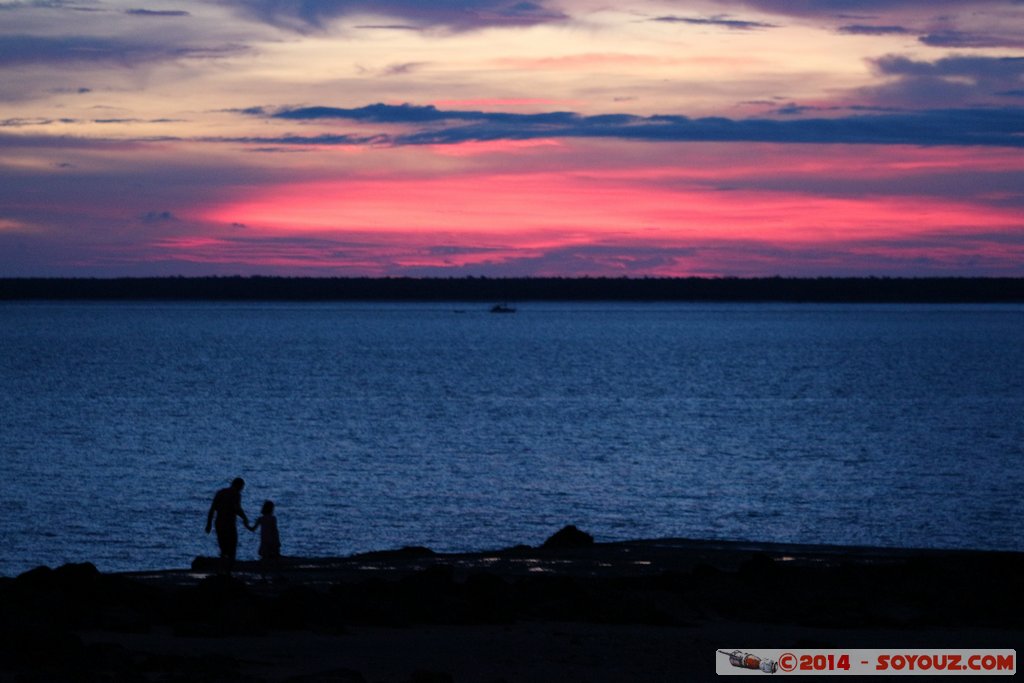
[205,477,249,574]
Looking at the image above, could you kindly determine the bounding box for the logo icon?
[719,650,778,674]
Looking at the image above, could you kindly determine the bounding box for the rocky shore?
[2,529,1020,682]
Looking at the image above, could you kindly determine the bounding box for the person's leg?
[265,550,283,581]
[217,525,238,574]
[224,527,238,574]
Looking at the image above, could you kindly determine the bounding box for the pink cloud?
[425,138,567,157]
[8,139,1020,277]
[180,140,1022,276]
[196,141,1023,240]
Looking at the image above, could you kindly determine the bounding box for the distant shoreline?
[2,276,1024,302]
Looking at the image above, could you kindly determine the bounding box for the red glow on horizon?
[160,142,1024,276]
[198,171,1021,243]
[425,139,566,157]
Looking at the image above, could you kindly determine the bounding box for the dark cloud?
[919,30,1024,49]
[0,0,100,11]
[353,23,418,30]
[838,24,913,35]
[242,102,1024,147]
[774,103,817,116]
[0,34,246,66]
[266,103,590,126]
[212,0,567,32]
[0,116,181,127]
[141,210,178,222]
[1,116,76,126]
[0,131,118,148]
[862,54,1024,107]
[125,8,191,17]
[874,54,1024,79]
[381,61,428,76]
[0,35,144,65]
[712,0,1024,49]
[711,1,1003,14]
[651,14,776,30]
[217,132,388,146]
[762,103,905,115]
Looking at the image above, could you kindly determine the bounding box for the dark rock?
[14,561,99,589]
[191,555,221,572]
[0,626,87,670]
[516,575,594,621]
[409,670,454,683]
[463,572,512,622]
[195,573,251,601]
[401,565,455,591]
[738,553,777,580]
[8,563,107,631]
[284,667,366,682]
[690,562,722,580]
[53,561,101,584]
[14,565,54,586]
[139,651,241,678]
[500,544,534,555]
[464,571,507,596]
[541,525,594,549]
[93,603,155,633]
[267,585,348,632]
[353,546,436,560]
[176,574,264,636]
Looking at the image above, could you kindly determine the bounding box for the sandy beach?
[2,531,1020,682]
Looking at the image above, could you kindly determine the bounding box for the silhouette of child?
[249,500,281,562]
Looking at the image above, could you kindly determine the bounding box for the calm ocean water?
[1,301,1022,576]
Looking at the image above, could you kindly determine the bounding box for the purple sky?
[2,0,1023,276]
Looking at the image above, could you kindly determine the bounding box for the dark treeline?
[2,276,1024,302]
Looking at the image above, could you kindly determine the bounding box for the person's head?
[261,500,274,515]
[231,477,245,491]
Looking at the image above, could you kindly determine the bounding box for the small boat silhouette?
[490,303,516,314]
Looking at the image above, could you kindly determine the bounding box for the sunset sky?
[2,0,1023,276]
